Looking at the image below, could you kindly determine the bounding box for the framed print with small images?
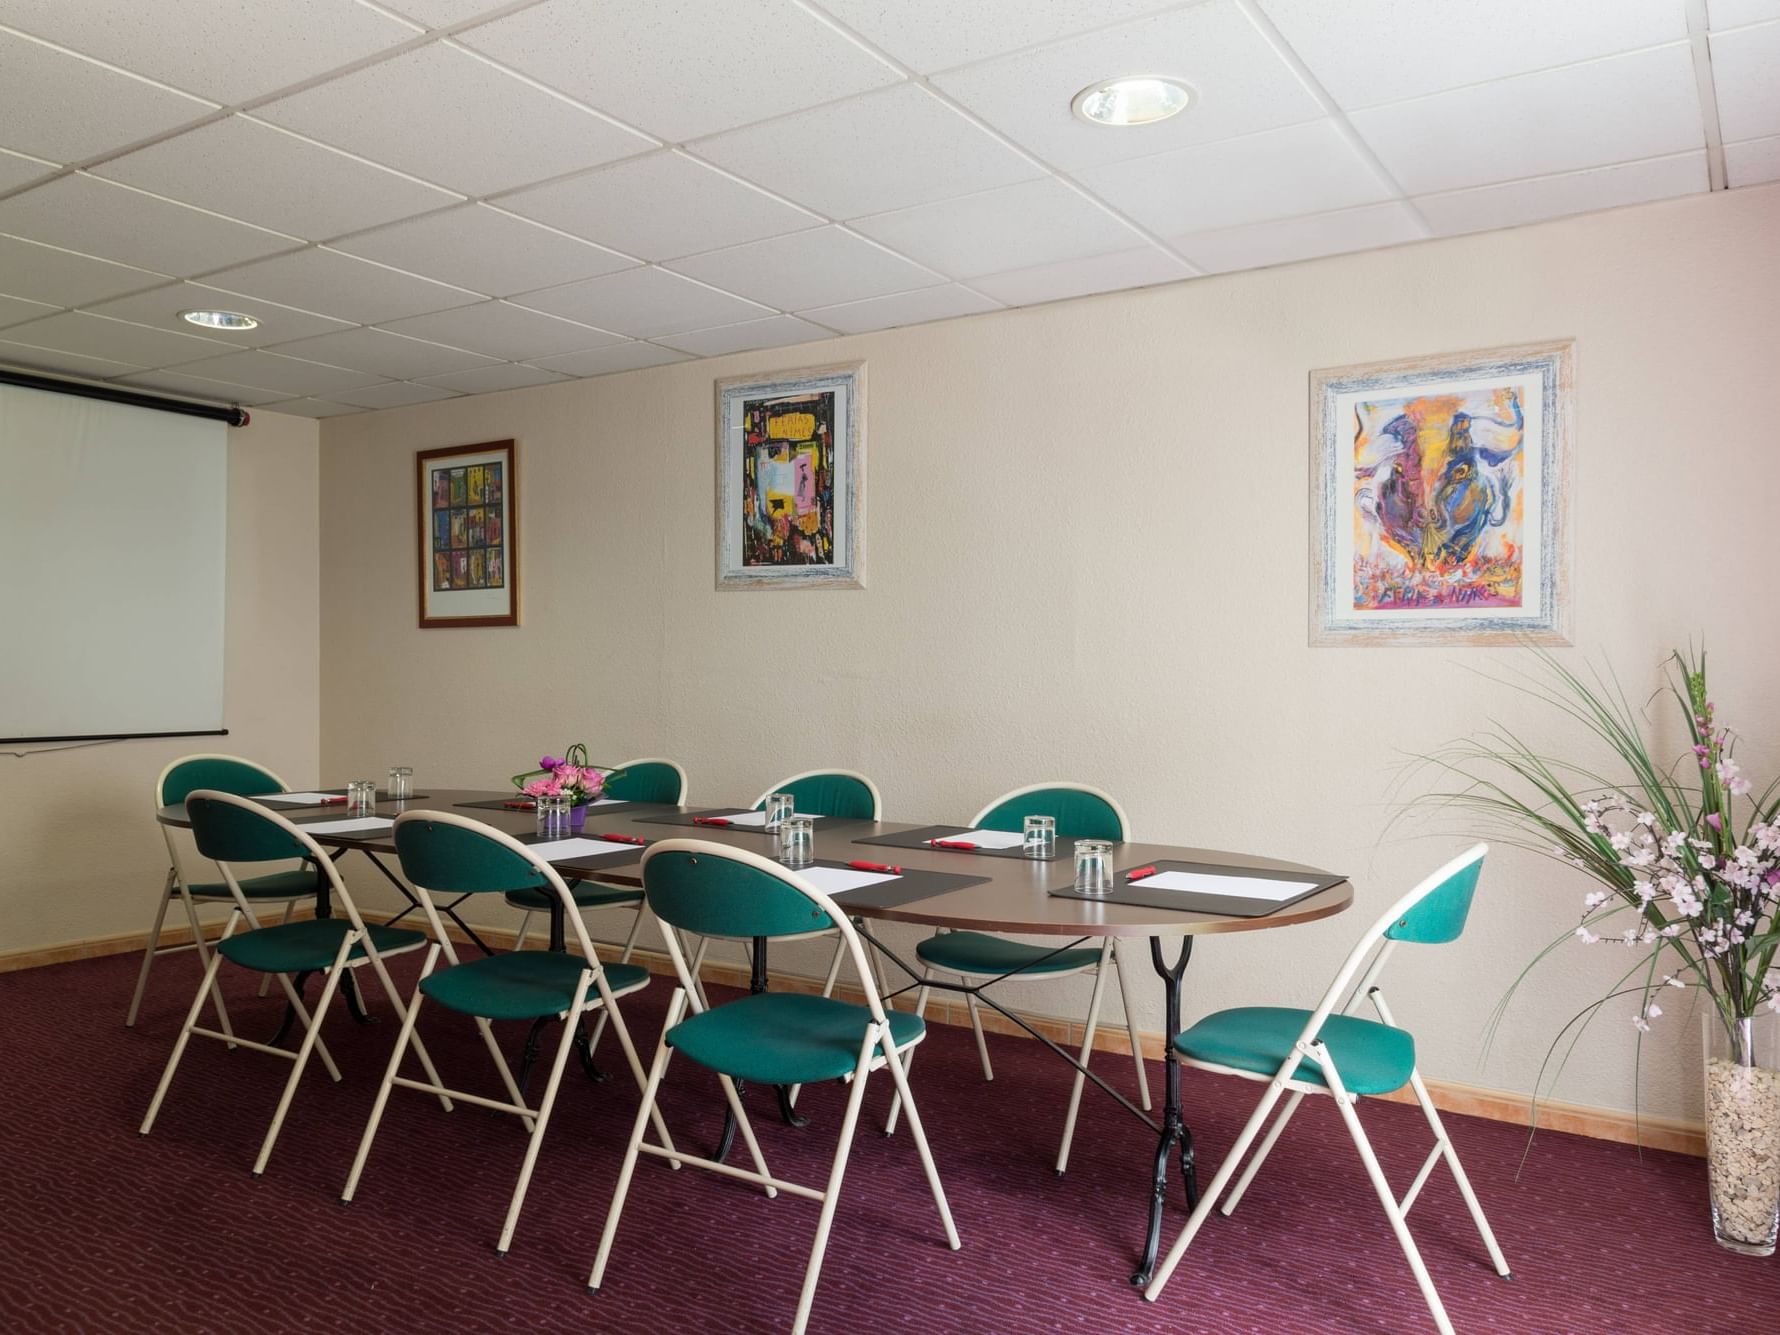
[416,438,518,628]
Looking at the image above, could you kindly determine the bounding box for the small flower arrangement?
[512,742,610,809]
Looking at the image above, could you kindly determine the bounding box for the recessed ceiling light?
[180,309,259,331]
[1071,76,1193,127]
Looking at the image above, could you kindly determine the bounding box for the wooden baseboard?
[4,913,1705,1156]
[0,904,317,974]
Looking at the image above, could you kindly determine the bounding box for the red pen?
[598,833,647,845]
[693,816,733,826]
[503,800,536,810]
[1126,865,1159,881]
[848,859,902,874]
[318,796,348,805]
[930,839,979,850]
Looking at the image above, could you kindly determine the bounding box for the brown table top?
[159,788,1353,939]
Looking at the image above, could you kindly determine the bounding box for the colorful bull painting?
[1312,342,1571,646]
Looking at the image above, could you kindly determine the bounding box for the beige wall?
[0,409,321,956]
[318,184,1780,1121]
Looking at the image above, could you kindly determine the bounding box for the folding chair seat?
[138,792,431,1178]
[588,840,959,1335]
[1142,845,1511,1335]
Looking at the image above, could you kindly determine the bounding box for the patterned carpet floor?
[2,947,1775,1333]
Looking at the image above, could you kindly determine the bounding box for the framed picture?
[1310,340,1573,646]
[716,362,864,589]
[416,438,518,628]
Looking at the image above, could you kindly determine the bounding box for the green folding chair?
[1142,844,1510,1333]
[126,753,320,1033]
[587,840,959,1335]
[138,791,434,1177]
[342,810,673,1256]
[891,782,1151,1173]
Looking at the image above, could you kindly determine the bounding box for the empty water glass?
[387,766,413,800]
[1023,815,1057,859]
[536,794,569,838]
[346,780,377,815]
[778,815,814,868]
[1074,839,1114,894]
[765,791,795,831]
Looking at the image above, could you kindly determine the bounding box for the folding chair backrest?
[973,783,1130,841]
[645,845,836,939]
[187,792,316,865]
[752,769,882,820]
[159,754,286,807]
[604,758,687,805]
[393,814,551,896]
[1384,854,1484,944]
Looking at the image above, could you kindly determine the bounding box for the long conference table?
[159,787,1352,1287]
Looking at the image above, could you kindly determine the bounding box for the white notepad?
[298,817,393,836]
[529,837,646,863]
[254,792,339,806]
[796,866,897,895]
[723,810,827,828]
[1129,870,1322,902]
[928,828,1025,850]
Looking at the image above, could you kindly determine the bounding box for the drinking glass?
[1023,815,1057,859]
[1074,839,1114,894]
[345,780,376,815]
[387,766,413,801]
[778,815,815,868]
[536,794,569,839]
[765,791,795,831]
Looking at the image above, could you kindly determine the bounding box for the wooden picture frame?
[1310,340,1573,647]
[715,361,864,590]
[416,438,519,628]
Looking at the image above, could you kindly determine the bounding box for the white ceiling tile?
[1413,152,1709,236]
[332,204,635,296]
[811,0,1177,73]
[259,396,362,417]
[932,2,1324,172]
[497,151,818,263]
[0,175,298,276]
[799,283,1001,334]
[1083,119,1398,235]
[969,245,1192,306]
[202,247,483,324]
[0,149,56,193]
[80,281,353,347]
[0,28,214,165]
[268,326,499,379]
[511,266,771,338]
[458,0,902,141]
[1173,201,1426,274]
[668,226,943,309]
[1,310,236,367]
[0,293,58,329]
[692,84,1043,219]
[377,300,623,360]
[161,348,387,397]
[1726,133,1780,185]
[382,1,517,27]
[331,380,463,409]
[110,369,289,406]
[0,340,142,378]
[255,41,654,197]
[529,342,691,377]
[0,0,419,104]
[1711,22,1780,142]
[1351,44,1705,196]
[417,362,571,393]
[0,233,167,306]
[851,178,1141,280]
[656,315,832,357]
[92,117,459,242]
[1710,0,1780,26]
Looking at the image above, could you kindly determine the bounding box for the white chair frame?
[891,781,1151,1174]
[126,754,310,1033]
[341,809,677,1257]
[588,839,959,1335]
[138,791,441,1178]
[1141,844,1510,1334]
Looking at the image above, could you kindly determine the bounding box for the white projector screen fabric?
[0,383,227,742]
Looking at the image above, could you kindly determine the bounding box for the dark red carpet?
[2,949,1774,1333]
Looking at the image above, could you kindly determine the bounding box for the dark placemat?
[454,797,643,815]
[1048,859,1344,918]
[853,824,1074,862]
[264,791,432,809]
[632,808,865,835]
[801,860,991,911]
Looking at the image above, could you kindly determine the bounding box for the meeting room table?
[157,787,1352,1286]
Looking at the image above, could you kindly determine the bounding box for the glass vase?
[1703,1009,1780,1256]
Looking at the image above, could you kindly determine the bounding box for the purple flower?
[1705,813,1723,831]
[539,754,561,770]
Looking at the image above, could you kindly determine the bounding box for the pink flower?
[1706,813,1723,831]
[521,778,550,796]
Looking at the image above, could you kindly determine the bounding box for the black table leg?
[714,936,807,1163]
[1132,935,1197,1289]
